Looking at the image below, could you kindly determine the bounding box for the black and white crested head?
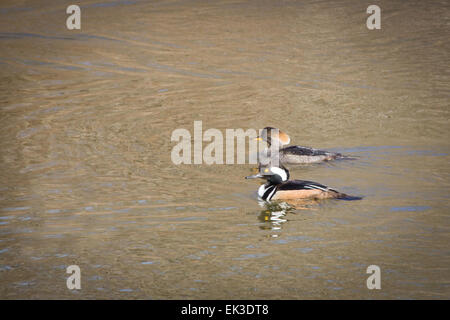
[251,166,289,200]
[268,166,289,182]
[259,166,289,184]
[246,165,290,185]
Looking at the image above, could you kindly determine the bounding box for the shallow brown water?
[0,0,449,299]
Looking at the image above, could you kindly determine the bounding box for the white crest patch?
[270,167,288,181]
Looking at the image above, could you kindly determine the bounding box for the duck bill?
[245,173,264,179]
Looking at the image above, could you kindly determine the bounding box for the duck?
[256,127,352,166]
[245,165,361,201]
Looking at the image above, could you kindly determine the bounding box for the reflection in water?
[258,201,291,231]
[257,200,317,232]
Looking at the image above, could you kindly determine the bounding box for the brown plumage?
[257,127,354,166]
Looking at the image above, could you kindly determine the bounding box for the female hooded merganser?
[246,165,361,201]
[257,127,351,165]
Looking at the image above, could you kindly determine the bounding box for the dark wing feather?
[278,180,332,191]
[281,145,341,157]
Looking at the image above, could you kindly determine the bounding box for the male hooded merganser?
[246,165,361,201]
[257,127,351,165]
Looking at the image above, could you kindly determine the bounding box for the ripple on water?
[15,282,33,288]
[0,265,12,271]
[390,206,431,212]
[84,0,138,8]
[1,207,31,212]
[233,253,271,260]
[272,235,324,245]
[46,209,61,214]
